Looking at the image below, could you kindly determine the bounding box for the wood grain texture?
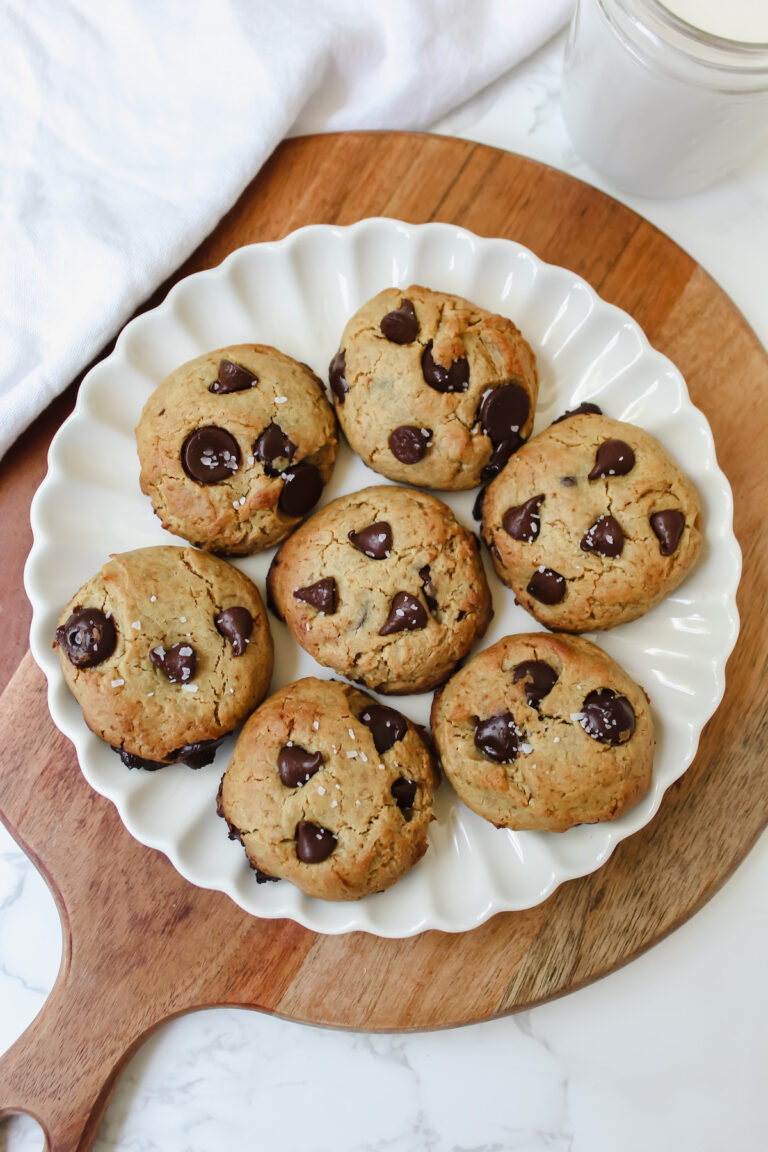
[1,132,766,1152]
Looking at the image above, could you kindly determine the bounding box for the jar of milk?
[561,0,768,196]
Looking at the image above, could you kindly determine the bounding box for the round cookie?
[267,485,493,695]
[218,677,439,900]
[328,285,538,490]
[136,344,339,554]
[55,546,274,767]
[481,410,702,632]
[431,633,654,832]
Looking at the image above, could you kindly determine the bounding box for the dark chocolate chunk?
[580,514,624,557]
[579,689,635,745]
[348,521,392,559]
[359,703,408,754]
[391,777,418,814]
[171,738,224,769]
[253,423,297,476]
[418,565,438,615]
[553,401,603,424]
[502,494,545,542]
[182,425,241,484]
[650,510,685,556]
[293,577,337,614]
[388,425,431,464]
[209,359,258,394]
[254,867,280,884]
[472,485,488,521]
[149,641,197,684]
[214,606,254,656]
[279,461,323,517]
[474,712,519,763]
[513,660,558,707]
[112,746,166,771]
[278,744,324,788]
[421,341,469,393]
[478,383,530,444]
[381,298,419,344]
[379,591,428,635]
[588,439,635,480]
[480,435,523,482]
[527,568,566,605]
[560,475,577,487]
[295,820,337,863]
[56,607,116,668]
[329,349,348,404]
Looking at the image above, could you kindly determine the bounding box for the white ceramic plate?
[25,219,740,937]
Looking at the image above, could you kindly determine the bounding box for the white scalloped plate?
[25,219,740,937]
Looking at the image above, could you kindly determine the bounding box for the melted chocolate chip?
[579,689,635,745]
[182,426,241,484]
[588,439,635,480]
[295,820,337,863]
[527,568,566,605]
[293,577,337,614]
[418,565,438,615]
[253,423,297,476]
[474,712,520,763]
[214,606,254,656]
[348,521,392,559]
[651,510,685,556]
[389,425,431,464]
[279,461,323,518]
[359,703,408,754]
[513,660,558,707]
[254,867,280,884]
[472,486,488,521]
[379,591,428,635]
[209,359,258,394]
[171,738,224,769]
[329,349,348,404]
[553,402,603,424]
[421,341,469,393]
[381,298,419,344]
[278,744,324,788]
[580,514,624,557]
[480,435,521,481]
[112,747,166,771]
[502,494,545,542]
[149,642,197,684]
[391,777,418,814]
[56,608,116,668]
[478,383,530,443]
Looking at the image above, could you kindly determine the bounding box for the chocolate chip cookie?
[218,677,439,900]
[431,633,654,832]
[328,285,538,490]
[136,345,339,554]
[55,546,273,767]
[481,410,703,631]
[267,485,493,695]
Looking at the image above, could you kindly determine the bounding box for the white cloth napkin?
[0,0,572,461]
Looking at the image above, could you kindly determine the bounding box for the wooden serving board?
[1,132,767,1152]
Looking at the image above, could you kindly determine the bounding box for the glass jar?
[561,0,768,196]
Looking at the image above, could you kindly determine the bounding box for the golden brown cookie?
[55,546,273,767]
[136,344,338,554]
[267,485,493,695]
[328,285,538,490]
[431,633,654,832]
[218,677,439,900]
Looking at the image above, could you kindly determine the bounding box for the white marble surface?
[2,25,768,1152]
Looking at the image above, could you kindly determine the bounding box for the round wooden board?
[1,132,766,1152]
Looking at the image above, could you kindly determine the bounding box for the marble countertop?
[2,26,767,1152]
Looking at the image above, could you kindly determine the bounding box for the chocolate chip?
[209,359,258,394]
[379,591,428,635]
[171,738,224,769]
[253,423,296,476]
[214,607,254,656]
[391,777,418,814]
[478,383,530,442]
[56,608,116,668]
[295,820,337,863]
[293,577,337,614]
[579,689,635,745]
[359,703,408,753]
[182,426,241,484]
[421,341,469,393]
[329,349,348,404]
[580,514,624,557]
[278,744,324,787]
[513,660,558,707]
[348,521,392,559]
[279,461,323,517]
[480,436,521,481]
[418,565,438,615]
[588,439,635,480]
[474,712,520,763]
[254,867,280,884]
[472,486,487,521]
[389,425,431,464]
[651,510,685,556]
[112,746,166,771]
[502,494,545,542]
[381,298,419,344]
[560,475,577,487]
[527,568,566,605]
[553,402,603,424]
[149,642,197,684]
